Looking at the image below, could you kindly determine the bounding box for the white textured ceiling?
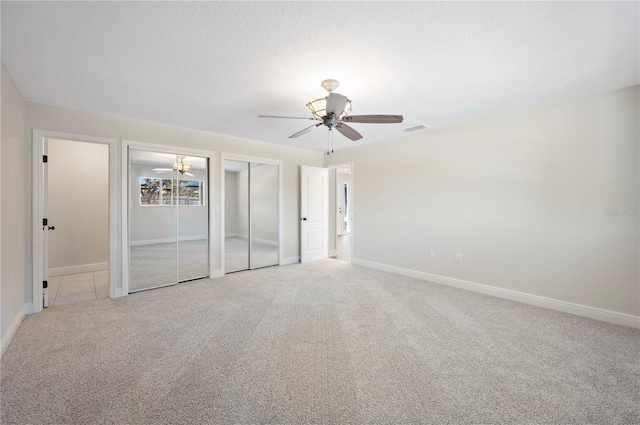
[2,2,638,152]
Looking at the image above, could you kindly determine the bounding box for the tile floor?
[48,270,109,307]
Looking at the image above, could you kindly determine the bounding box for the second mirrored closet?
[224,159,279,273]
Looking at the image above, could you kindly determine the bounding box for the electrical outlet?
[429,250,435,259]
[456,253,462,263]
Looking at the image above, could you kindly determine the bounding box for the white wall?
[326,85,640,318]
[1,63,28,354]
[47,138,109,273]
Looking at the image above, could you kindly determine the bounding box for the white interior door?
[300,165,328,263]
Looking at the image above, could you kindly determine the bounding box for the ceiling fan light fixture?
[172,155,192,174]
[307,97,352,120]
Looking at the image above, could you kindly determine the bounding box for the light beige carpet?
[2,260,639,424]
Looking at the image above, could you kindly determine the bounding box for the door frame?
[220,153,283,275]
[327,162,354,262]
[122,140,216,294]
[32,130,119,314]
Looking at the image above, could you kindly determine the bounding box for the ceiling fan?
[153,155,194,177]
[259,79,403,153]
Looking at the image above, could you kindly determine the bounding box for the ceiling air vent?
[403,124,430,133]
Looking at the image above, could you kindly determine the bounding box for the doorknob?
[300,217,307,221]
[48,226,55,231]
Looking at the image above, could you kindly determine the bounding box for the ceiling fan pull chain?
[327,128,330,155]
[331,128,334,154]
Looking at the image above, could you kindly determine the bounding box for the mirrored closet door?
[128,149,209,292]
[224,159,279,273]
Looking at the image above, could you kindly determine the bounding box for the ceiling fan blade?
[289,123,322,139]
[259,115,316,120]
[343,115,403,124]
[184,172,194,177]
[153,168,173,173]
[335,123,363,141]
[325,92,348,116]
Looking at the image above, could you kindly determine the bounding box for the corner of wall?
[1,62,29,356]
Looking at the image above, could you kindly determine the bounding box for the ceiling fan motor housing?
[323,113,340,129]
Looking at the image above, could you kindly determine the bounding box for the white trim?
[212,269,223,278]
[32,130,120,313]
[352,258,640,329]
[129,236,207,246]
[49,262,109,276]
[281,256,300,265]
[1,306,26,357]
[329,250,337,258]
[251,237,278,247]
[223,233,277,247]
[122,140,216,294]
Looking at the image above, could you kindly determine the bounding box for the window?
[139,177,205,206]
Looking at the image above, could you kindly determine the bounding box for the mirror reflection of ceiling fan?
[259,79,403,153]
[153,155,194,177]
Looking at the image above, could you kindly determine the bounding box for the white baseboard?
[1,305,28,357]
[281,256,300,266]
[225,234,277,247]
[112,288,126,298]
[251,237,278,247]
[329,250,337,258]
[49,262,108,277]
[212,269,223,278]
[24,303,34,315]
[130,236,207,246]
[352,258,640,329]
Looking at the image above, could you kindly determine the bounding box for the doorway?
[46,138,110,306]
[223,157,280,273]
[329,163,353,262]
[127,149,210,292]
[32,130,118,313]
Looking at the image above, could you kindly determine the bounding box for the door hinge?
[43,218,48,226]
[43,155,48,163]
[43,281,48,289]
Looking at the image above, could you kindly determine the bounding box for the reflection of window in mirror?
[140,177,205,206]
[178,179,205,206]
[162,179,174,205]
[140,178,161,205]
